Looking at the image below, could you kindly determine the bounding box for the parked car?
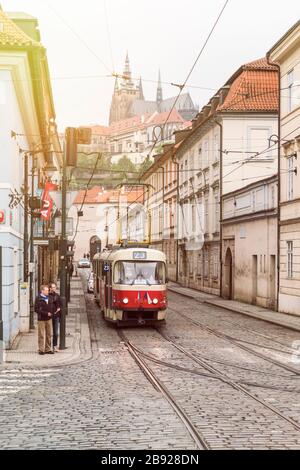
[87,272,94,293]
[78,258,91,268]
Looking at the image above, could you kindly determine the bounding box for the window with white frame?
[288,69,294,114]
[198,146,202,168]
[203,250,209,278]
[213,250,219,278]
[287,241,293,278]
[213,133,219,162]
[287,155,295,200]
[191,203,196,234]
[205,197,209,233]
[214,194,220,233]
[203,140,209,168]
[197,253,202,276]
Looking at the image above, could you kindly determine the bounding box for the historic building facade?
[0,9,61,346]
[268,20,300,315]
[170,58,278,297]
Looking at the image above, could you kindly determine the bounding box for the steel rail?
[117,329,210,450]
[168,306,300,376]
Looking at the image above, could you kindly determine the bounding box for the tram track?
[154,328,300,431]
[168,306,300,376]
[117,329,210,450]
[169,289,299,355]
[118,325,300,444]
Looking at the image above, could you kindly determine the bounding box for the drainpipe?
[172,154,180,283]
[214,119,223,298]
[158,165,165,253]
[267,55,280,312]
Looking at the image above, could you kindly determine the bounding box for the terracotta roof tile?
[0,10,40,47]
[75,186,144,204]
[90,125,110,136]
[218,58,278,112]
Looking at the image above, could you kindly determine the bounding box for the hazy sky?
[3,0,300,130]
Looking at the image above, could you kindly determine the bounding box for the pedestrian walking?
[69,260,74,278]
[49,283,61,352]
[34,285,54,355]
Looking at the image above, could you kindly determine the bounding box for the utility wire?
[72,153,102,242]
[46,3,112,74]
[223,125,300,180]
[103,0,115,72]
[145,0,230,162]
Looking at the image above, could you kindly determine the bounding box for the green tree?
[112,155,136,173]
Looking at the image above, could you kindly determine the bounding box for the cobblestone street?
[1,278,300,449]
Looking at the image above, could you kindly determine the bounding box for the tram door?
[104,262,112,311]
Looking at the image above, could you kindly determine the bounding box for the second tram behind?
[93,245,167,325]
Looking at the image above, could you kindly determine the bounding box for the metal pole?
[23,153,29,281]
[59,144,67,350]
[29,156,35,329]
[215,120,223,297]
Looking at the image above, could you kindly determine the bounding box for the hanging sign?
[0,210,5,224]
[40,182,57,221]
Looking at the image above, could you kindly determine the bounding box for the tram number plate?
[133,251,147,260]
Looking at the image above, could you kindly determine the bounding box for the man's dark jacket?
[34,295,54,321]
[49,292,62,319]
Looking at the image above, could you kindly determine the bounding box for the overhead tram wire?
[103,0,115,72]
[72,153,102,243]
[223,124,300,181]
[46,3,112,74]
[145,0,230,162]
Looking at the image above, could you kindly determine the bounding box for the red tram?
[93,244,167,325]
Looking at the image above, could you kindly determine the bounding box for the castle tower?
[109,52,140,124]
[138,76,144,100]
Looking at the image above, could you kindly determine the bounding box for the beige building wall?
[221,115,278,195]
[222,176,278,308]
[269,21,300,315]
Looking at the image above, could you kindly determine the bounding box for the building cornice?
[222,174,278,200]
[222,209,277,225]
[268,20,300,62]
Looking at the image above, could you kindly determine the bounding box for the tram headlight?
[123,297,129,304]
[153,298,158,305]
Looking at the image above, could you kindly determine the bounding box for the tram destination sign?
[133,251,147,260]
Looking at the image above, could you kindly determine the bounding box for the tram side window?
[114,261,166,285]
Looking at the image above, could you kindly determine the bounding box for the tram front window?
[114,261,165,285]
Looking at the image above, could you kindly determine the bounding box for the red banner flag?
[40,182,58,221]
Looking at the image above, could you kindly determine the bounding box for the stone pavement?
[4,277,92,367]
[168,282,300,333]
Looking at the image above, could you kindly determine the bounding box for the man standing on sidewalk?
[34,285,54,355]
[49,283,61,352]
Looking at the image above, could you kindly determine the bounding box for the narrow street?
[1,274,300,450]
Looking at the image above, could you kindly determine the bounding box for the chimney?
[202,104,211,120]
[175,128,192,143]
[219,85,230,105]
[210,95,221,113]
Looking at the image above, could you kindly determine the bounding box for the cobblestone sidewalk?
[168,282,300,332]
[3,277,92,367]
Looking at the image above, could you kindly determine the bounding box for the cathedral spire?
[156,69,163,107]
[122,51,133,86]
[138,76,144,100]
[114,76,119,93]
